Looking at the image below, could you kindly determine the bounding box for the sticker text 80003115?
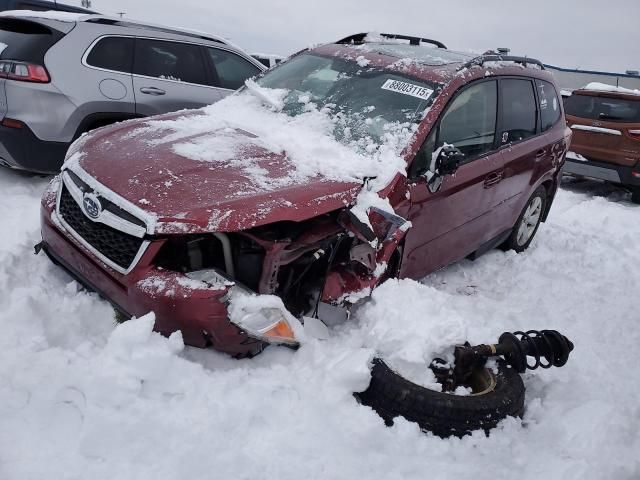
[381,79,434,101]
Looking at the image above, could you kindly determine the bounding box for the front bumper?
[563,151,640,187]
[40,200,265,356]
[0,123,69,174]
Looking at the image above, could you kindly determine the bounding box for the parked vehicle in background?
[251,53,284,69]
[40,33,569,357]
[0,11,264,173]
[0,0,94,13]
[563,83,640,203]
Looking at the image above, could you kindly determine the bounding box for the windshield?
[255,52,438,145]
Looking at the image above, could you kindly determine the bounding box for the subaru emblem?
[82,193,102,220]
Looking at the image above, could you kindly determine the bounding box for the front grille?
[59,185,144,271]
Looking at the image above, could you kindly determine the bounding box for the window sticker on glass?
[381,79,434,100]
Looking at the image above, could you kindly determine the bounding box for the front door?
[133,38,222,116]
[402,79,504,279]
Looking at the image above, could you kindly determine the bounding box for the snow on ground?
[0,169,639,480]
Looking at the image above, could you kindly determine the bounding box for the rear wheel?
[503,186,547,252]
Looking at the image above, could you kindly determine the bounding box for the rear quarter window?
[537,80,562,131]
[86,37,134,73]
[0,17,64,63]
[565,93,640,123]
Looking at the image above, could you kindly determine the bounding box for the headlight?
[236,308,298,346]
[227,291,299,347]
[187,269,299,346]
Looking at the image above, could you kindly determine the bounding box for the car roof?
[318,33,550,86]
[0,10,230,46]
[573,82,640,101]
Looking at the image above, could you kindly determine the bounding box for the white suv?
[0,11,265,173]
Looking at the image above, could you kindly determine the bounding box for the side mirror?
[436,145,465,176]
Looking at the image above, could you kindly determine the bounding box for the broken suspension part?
[431,330,574,392]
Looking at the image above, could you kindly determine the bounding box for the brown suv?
[40,34,570,356]
[563,84,640,202]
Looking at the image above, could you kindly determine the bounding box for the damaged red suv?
[40,33,570,356]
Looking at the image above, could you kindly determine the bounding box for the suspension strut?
[430,330,574,392]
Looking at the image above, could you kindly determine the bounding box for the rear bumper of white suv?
[0,121,68,173]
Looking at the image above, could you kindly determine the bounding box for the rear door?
[564,91,640,167]
[490,77,545,227]
[133,38,222,116]
[82,36,136,116]
[402,79,503,278]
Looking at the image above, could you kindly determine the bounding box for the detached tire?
[356,358,525,438]
[502,185,547,252]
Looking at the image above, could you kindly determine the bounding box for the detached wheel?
[356,358,525,438]
[503,186,547,252]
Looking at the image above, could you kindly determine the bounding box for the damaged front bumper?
[40,202,291,356]
[39,173,412,355]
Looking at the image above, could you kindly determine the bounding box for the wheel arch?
[72,112,145,142]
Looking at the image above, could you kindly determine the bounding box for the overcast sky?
[67,0,639,73]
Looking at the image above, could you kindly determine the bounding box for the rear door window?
[537,80,561,131]
[564,93,640,122]
[86,37,134,73]
[437,79,498,159]
[134,39,208,86]
[500,79,537,144]
[207,47,260,90]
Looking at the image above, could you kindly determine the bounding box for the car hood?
[67,112,362,234]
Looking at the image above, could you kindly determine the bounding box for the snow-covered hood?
[66,111,362,234]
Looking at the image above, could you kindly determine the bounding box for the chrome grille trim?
[55,169,152,275]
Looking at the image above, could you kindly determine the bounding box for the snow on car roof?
[0,9,90,22]
[582,82,640,96]
[348,42,474,67]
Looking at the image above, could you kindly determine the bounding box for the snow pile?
[583,82,640,95]
[1,168,640,479]
[136,82,414,194]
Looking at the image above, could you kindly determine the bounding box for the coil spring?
[500,330,573,372]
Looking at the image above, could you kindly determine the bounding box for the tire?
[502,186,547,253]
[356,358,525,438]
[631,187,640,205]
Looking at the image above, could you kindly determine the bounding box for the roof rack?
[459,54,545,71]
[337,33,446,49]
[84,17,227,45]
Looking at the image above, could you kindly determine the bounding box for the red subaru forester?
[40,34,570,356]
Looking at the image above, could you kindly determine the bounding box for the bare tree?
[81,0,92,8]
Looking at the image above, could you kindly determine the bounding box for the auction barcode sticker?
[381,79,433,100]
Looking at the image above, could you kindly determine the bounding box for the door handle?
[483,171,504,188]
[535,149,546,159]
[140,87,166,96]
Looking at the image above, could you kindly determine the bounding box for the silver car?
[0,11,265,173]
